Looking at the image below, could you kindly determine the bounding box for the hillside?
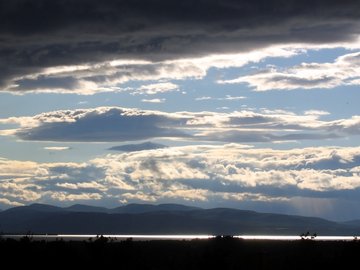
[1,203,359,235]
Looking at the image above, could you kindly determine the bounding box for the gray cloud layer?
[1,107,360,143]
[109,142,167,152]
[1,0,360,93]
[14,108,189,141]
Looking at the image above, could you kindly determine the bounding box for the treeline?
[1,236,360,269]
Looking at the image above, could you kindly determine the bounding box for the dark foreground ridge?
[1,203,360,235]
[1,236,360,269]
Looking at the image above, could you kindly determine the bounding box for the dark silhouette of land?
[1,203,360,235]
[1,236,359,269]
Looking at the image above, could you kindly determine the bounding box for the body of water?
[2,234,359,241]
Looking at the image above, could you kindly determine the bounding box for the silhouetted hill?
[0,204,359,235]
[342,220,360,226]
[66,204,109,213]
[111,203,200,214]
[5,203,65,213]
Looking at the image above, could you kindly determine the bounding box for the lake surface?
[2,234,359,241]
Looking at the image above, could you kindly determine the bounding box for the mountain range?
[0,203,359,235]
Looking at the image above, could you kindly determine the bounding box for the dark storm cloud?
[1,0,360,92]
[15,76,79,91]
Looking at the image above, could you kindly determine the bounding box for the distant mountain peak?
[111,203,201,214]
[28,203,63,210]
[4,203,64,213]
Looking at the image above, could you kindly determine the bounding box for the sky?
[1,0,360,220]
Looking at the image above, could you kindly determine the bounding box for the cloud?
[162,188,209,202]
[3,107,189,142]
[4,46,299,95]
[304,110,330,116]
[1,0,360,94]
[2,144,360,219]
[121,192,157,203]
[0,182,43,202]
[219,51,360,91]
[49,192,103,202]
[134,82,179,95]
[55,181,107,191]
[0,198,24,207]
[196,95,247,101]
[44,146,71,151]
[1,106,360,143]
[0,158,108,207]
[195,96,212,101]
[141,98,166,103]
[219,192,289,203]
[89,144,360,193]
[0,158,48,180]
[109,142,167,152]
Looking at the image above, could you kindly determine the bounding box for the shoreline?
[2,234,359,241]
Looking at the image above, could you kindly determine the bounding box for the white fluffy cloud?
[135,82,179,95]
[91,145,360,192]
[49,192,103,202]
[0,198,24,207]
[141,98,166,103]
[2,144,360,217]
[219,51,360,91]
